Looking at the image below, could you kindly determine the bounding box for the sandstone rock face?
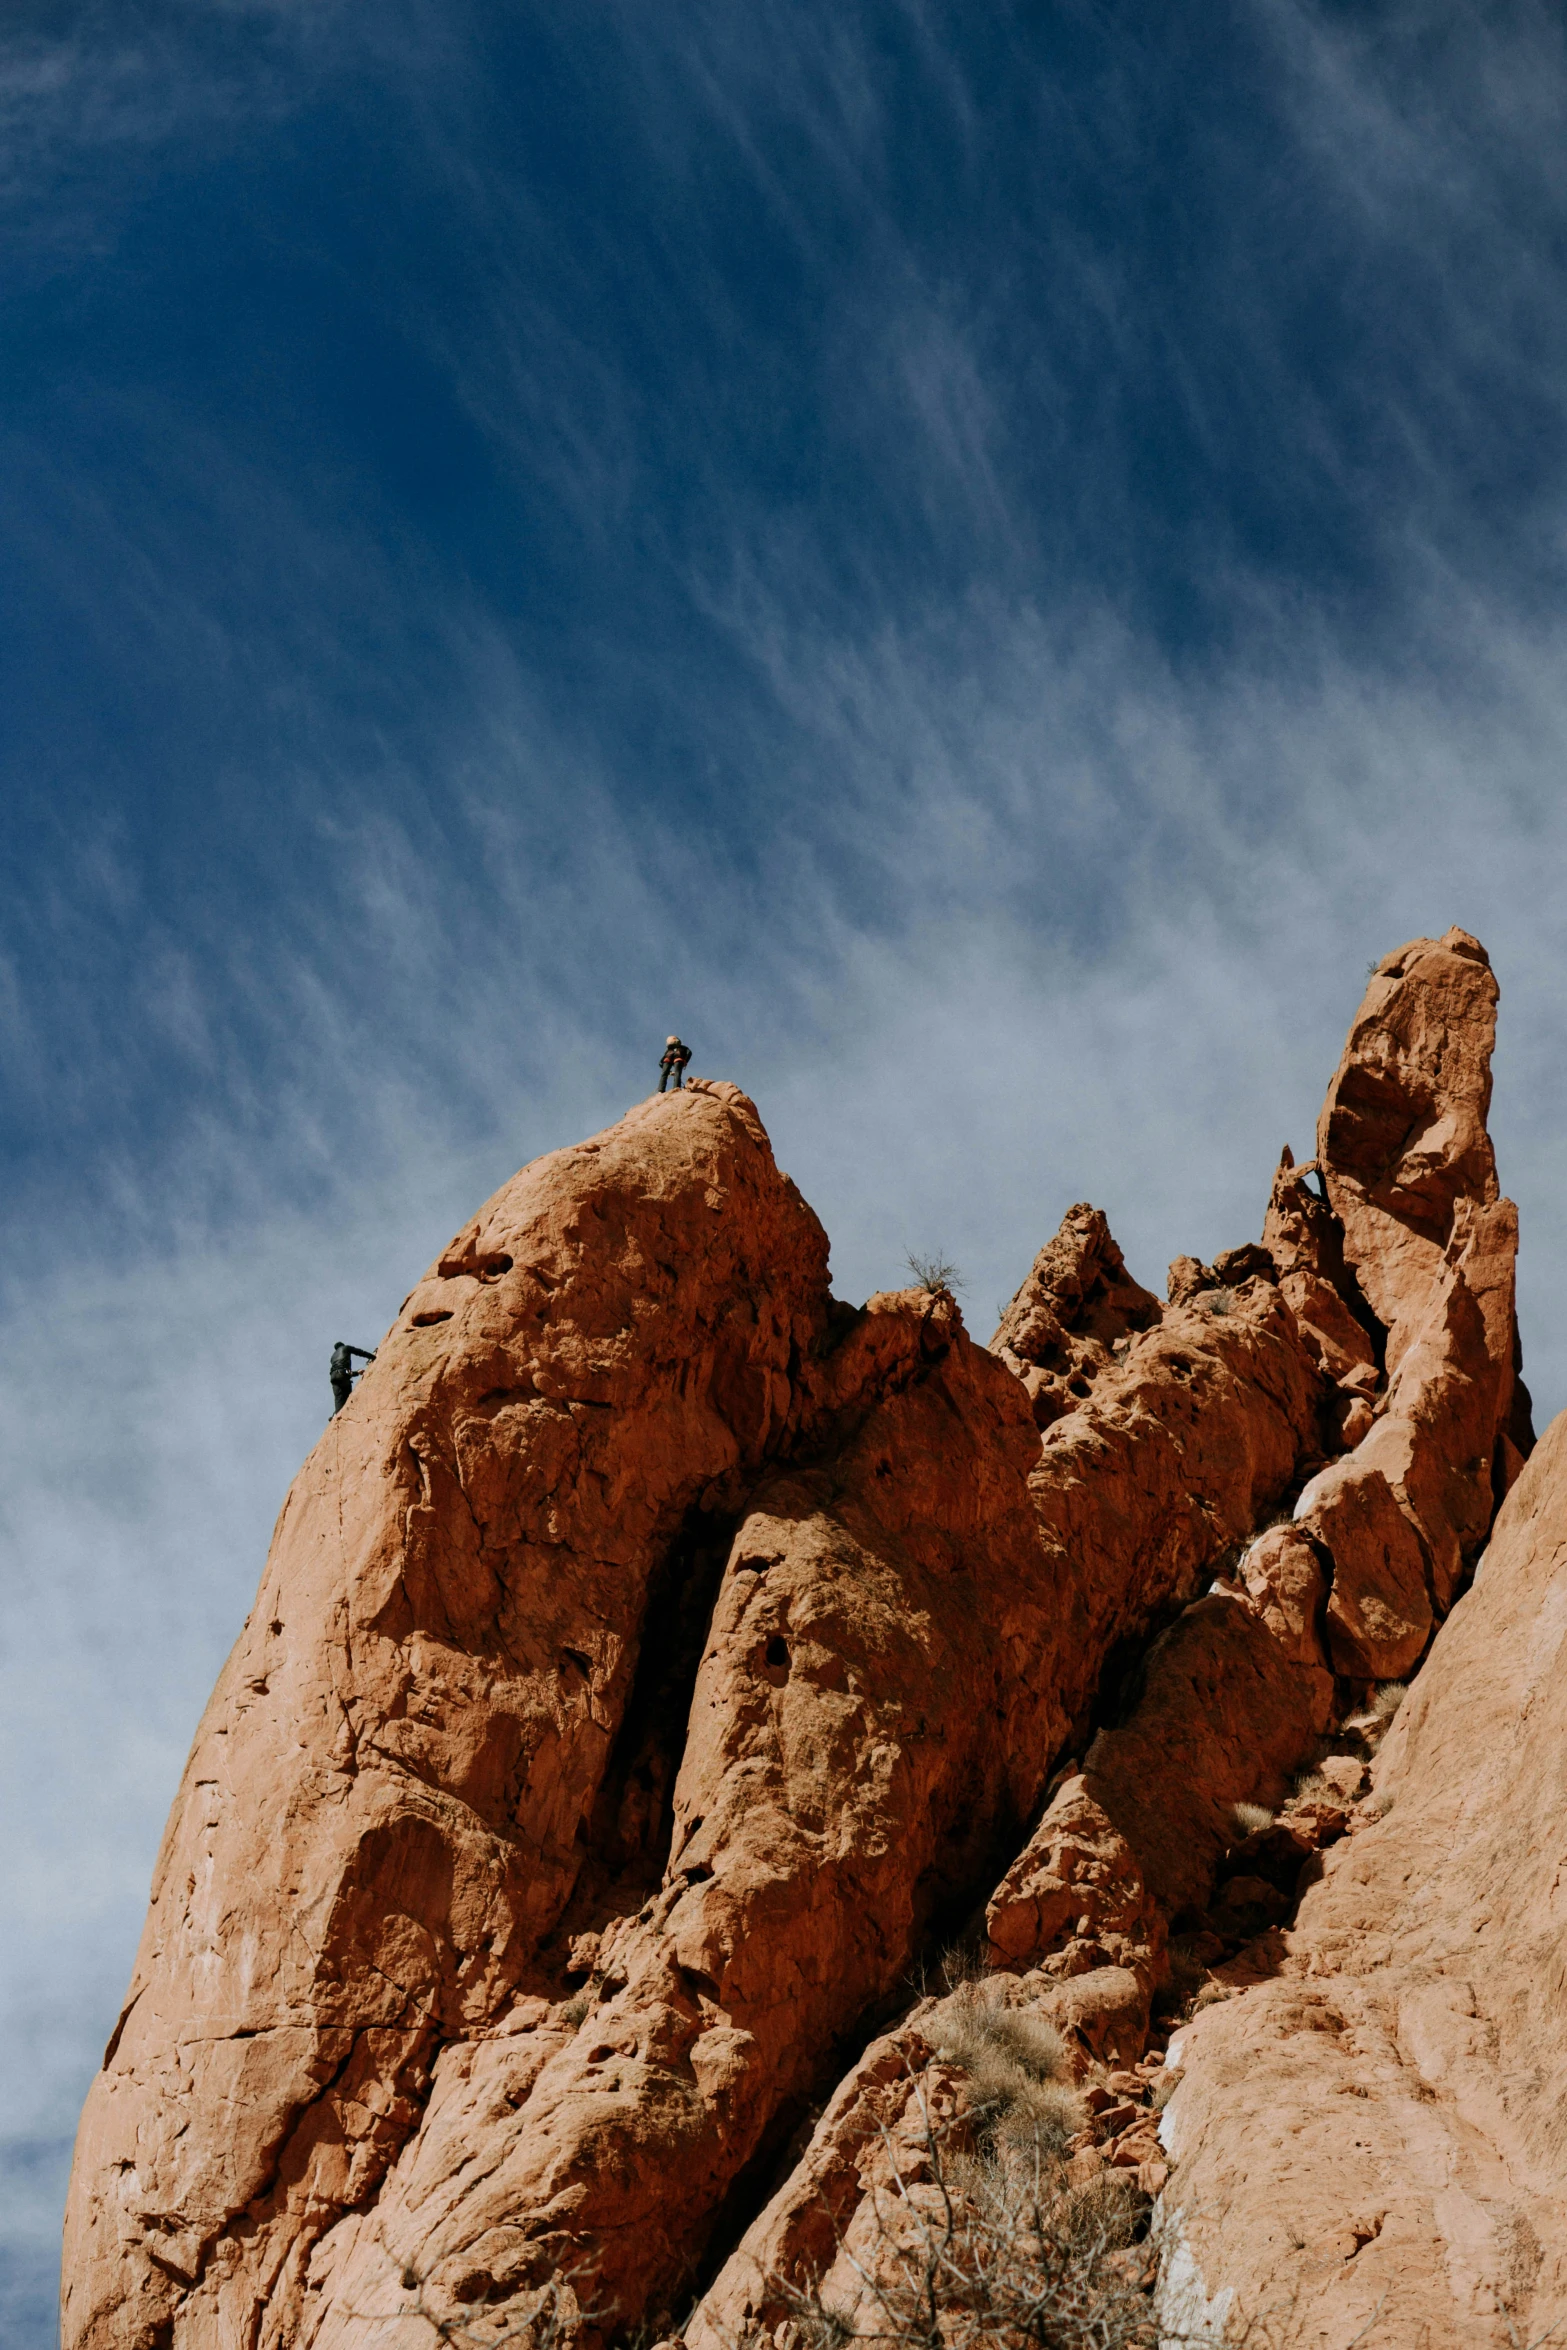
[65,934,1537,2350]
[300,1291,1057,2337]
[985,1776,1158,1983]
[1158,1408,1567,2350]
[1262,1144,1381,1394]
[1303,1452,1434,1678]
[1317,925,1528,1454]
[692,940,1528,2346]
[62,1084,835,2350]
[682,2009,949,2350]
[1288,933,1530,1681]
[694,1274,1333,2349]
[1022,1272,1326,1753]
[1319,929,1500,1366]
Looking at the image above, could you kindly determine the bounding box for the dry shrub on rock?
[905,1250,964,1296]
[759,2097,1171,2350]
[933,1993,1086,2156]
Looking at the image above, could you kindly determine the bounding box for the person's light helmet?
[667,1034,679,1045]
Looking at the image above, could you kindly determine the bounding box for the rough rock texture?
[993,1204,1163,1429]
[65,931,1537,2350]
[1262,1146,1381,1402]
[1320,930,1506,1383]
[300,1290,1058,2337]
[1157,1408,1567,2350]
[692,1275,1331,2350]
[691,937,1528,2346]
[682,2013,945,2350]
[62,1083,836,2350]
[1021,1270,1326,1758]
[1290,933,1531,1681]
[976,1262,1333,1996]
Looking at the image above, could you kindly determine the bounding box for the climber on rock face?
[329,1341,376,1415]
[659,1035,692,1093]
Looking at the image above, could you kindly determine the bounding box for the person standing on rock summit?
[329,1341,376,1415]
[659,1035,692,1092]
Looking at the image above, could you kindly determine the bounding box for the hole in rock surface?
[1083,1599,1190,1744]
[545,1501,740,1971]
[411,1310,453,1327]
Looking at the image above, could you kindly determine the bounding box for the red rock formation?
[1262,1146,1381,1414]
[1021,1267,1326,1756]
[693,1274,1331,2350]
[1292,932,1530,1680]
[693,938,1529,2347]
[62,1083,835,2350]
[300,1289,1056,2338]
[1320,930,1504,1377]
[681,2008,950,2350]
[63,932,1535,2350]
[1156,1409,1567,2350]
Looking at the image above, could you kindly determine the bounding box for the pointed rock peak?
[992,1204,1163,1430]
[1291,929,1529,1671]
[1319,931,1500,1243]
[993,1203,1161,1363]
[1368,925,1490,983]
[1315,932,1512,1403]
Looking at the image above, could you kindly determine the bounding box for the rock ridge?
[62,939,1535,2350]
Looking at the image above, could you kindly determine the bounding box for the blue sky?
[6,4,1567,2339]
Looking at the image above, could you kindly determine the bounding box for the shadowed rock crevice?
[543,1501,745,1984]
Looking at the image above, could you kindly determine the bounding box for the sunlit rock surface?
[64,938,1546,2350]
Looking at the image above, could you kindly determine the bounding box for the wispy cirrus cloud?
[7,6,1567,2342]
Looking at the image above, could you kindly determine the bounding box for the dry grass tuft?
[939,1999,1070,2084]
[1369,1680,1407,1723]
[935,1993,1086,2155]
[936,1929,991,1992]
[1229,1801,1274,1838]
